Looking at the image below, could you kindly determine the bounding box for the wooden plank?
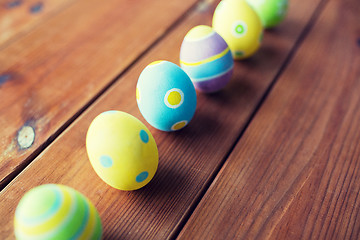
[0,0,75,46]
[0,0,200,187]
[0,0,323,239]
[177,0,360,239]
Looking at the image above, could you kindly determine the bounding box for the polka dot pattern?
[136,171,149,183]
[136,87,141,102]
[171,120,188,131]
[140,130,149,143]
[232,20,248,38]
[164,88,184,109]
[99,155,113,168]
[234,50,245,58]
[168,91,181,105]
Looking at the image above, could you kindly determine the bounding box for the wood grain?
[0,0,199,188]
[0,0,75,46]
[0,0,323,239]
[177,0,360,239]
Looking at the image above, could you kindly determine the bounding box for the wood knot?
[0,74,11,87]
[30,2,43,14]
[6,0,22,8]
[17,126,35,149]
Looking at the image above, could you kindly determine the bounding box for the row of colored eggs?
[14,0,288,239]
[137,0,288,131]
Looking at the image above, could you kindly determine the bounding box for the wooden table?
[1,0,359,239]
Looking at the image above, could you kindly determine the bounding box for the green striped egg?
[14,184,102,240]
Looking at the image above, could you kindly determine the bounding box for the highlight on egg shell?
[180,25,234,93]
[136,60,197,131]
[212,0,264,60]
[86,111,158,191]
[246,0,288,28]
[14,184,102,240]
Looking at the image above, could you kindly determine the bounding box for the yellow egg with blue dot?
[86,110,158,191]
[136,60,197,131]
[14,184,102,240]
[212,0,264,60]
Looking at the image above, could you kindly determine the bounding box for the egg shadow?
[205,74,257,112]
[265,26,284,35]
[102,231,129,240]
[199,88,233,105]
[131,157,188,203]
[194,73,256,107]
[154,105,221,143]
[98,160,190,239]
[240,45,282,73]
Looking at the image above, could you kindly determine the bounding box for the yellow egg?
[212,0,263,60]
[86,111,158,191]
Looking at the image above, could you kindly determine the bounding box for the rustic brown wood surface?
[0,0,200,188]
[177,0,360,239]
[0,0,327,239]
[0,0,75,46]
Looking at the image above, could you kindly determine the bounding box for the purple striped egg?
[180,25,234,93]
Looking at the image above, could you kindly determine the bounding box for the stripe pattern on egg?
[180,25,234,93]
[14,184,102,240]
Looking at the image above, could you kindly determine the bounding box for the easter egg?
[136,60,197,131]
[212,0,263,60]
[246,0,288,28]
[180,25,234,93]
[86,111,158,191]
[14,184,102,240]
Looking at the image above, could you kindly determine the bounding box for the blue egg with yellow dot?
[136,60,197,131]
[86,111,158,191]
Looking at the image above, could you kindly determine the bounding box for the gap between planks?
[169,0,330,239]
[0,0,325,238]
[0,0,204,191]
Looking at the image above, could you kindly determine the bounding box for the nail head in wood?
[17,126,35,149]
